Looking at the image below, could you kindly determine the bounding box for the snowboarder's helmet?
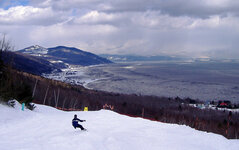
[74,114,77,118]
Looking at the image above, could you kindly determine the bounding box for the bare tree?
[54,90,56,106]
[53,88,60,108]
[0,34,12,71]
[43,85,49,105]
[142,107,144,118]
[62,97,66,110]
[0,34,13,60]
[32,79,38,97]
[70,99,74,109]
[73,99,78,110]
[56,88,60,108]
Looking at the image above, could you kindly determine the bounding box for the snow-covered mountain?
[21,45,48,56]
[18,45,112,66]
[0,103,238,150]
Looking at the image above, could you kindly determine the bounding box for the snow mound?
[0,104,238,150]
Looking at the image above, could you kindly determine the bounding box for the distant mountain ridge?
[19,45,112,66]
[2,51,60,75]
[0,45,112,75]
[100,54,183,62]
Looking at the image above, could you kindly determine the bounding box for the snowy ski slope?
[0,103,238,150]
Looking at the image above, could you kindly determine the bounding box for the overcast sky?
[0,0,239,58]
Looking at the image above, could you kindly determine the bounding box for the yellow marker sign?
[84,107,88,111]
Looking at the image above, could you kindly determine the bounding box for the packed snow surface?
[0,103,238,150]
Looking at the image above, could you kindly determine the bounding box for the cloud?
[30,0,239,18]
[0,6,67,26]
[0,0,239,59]
[71,11,117,25]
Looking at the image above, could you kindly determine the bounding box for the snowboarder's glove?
[83,120,86,122]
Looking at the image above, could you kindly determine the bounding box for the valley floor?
[0,103,238,150]
[44,62,239,103]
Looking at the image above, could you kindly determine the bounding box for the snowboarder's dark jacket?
[72,116,84,127]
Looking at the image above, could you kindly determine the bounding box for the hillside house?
[217,100,232,108]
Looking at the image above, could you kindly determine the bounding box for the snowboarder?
[72,114,86,130]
